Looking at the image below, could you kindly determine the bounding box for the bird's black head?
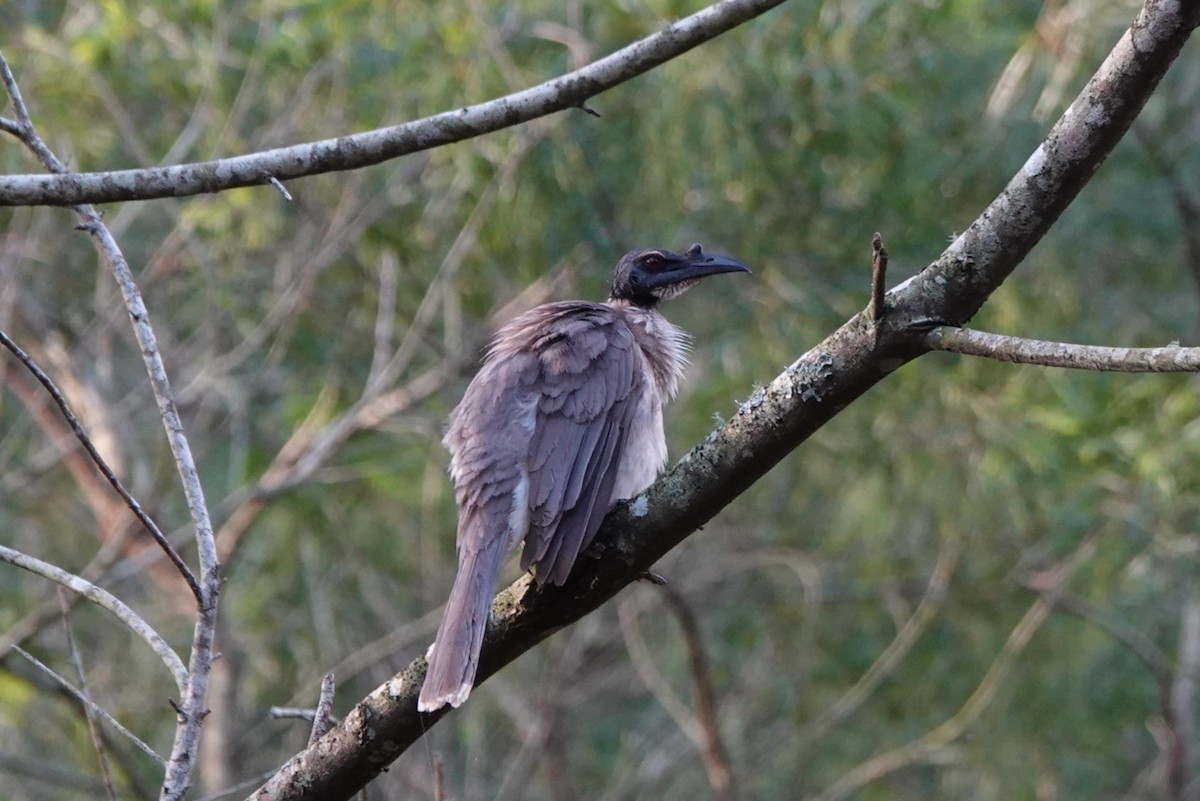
[609,243,750,308]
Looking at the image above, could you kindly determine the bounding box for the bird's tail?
[418,535,508,712]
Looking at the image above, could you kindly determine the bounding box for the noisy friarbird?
[418,244,750,712]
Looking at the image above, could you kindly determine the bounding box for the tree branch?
[0,49,221,801]
[0,546,188,692]
[0,0,789,207]
[307,674,336,748]
[926,326,1200,371]
[870,232,888,325]
[246,3,1200,798]
[59,593,119,800]
[657,585,737,801]
[0,328,200,600]
[12,644,166,767]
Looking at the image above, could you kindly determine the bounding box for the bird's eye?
[642,253,663,269]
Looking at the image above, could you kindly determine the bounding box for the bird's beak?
[644,251,751,289]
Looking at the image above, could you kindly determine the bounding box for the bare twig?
[12,645,167,765]
[366,252,399,391]
[269,708,342,726]
[619,595,698,743]
[59,593,118,800]
[657,585,737,801]
[0,545,188,690]
[0,526,137,660]
[266,176,293,201]
[0,49,221,801]
[870,232,888,324]
[269,708,316,722]
[0,0,789,206]
[620,585,737,801]
[0,328,201,600]
[926,326,1200,371]
[308,674,336,747]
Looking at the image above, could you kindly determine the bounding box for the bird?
[418,243,750,712]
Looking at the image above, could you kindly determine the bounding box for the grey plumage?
[418,244,749,712]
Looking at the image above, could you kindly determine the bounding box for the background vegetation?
[1,0,1198,799]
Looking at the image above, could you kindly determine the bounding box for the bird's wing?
[444,301,645,587]
[518,305,644,585]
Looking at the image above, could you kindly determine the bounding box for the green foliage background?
[2,0,1198,799]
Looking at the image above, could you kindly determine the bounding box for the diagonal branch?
[13,644,166,767]
[0,545,189,691]
[0,328,200,600]
[0,0,790,207]
[245,3,1200,799]
[59,594,119,800]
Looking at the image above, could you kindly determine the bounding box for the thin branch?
[0,328,201,600]
[0,58,60,169]
[269,708,341,725]
[657,585,737,801]
[0,525,136,660]
[60,593,119,800]
[870,232,888,324]
[12,645,167,765]
[619,596,700,745]
[0,0,789,207]
[620,585,737,801]
[245,4,1200,797]
[926,326,1200,371]
[266,176,292,201]
[308,674,336,747]
[0,50,221,801]
[0,545,188,691]
[366,252,399,391]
